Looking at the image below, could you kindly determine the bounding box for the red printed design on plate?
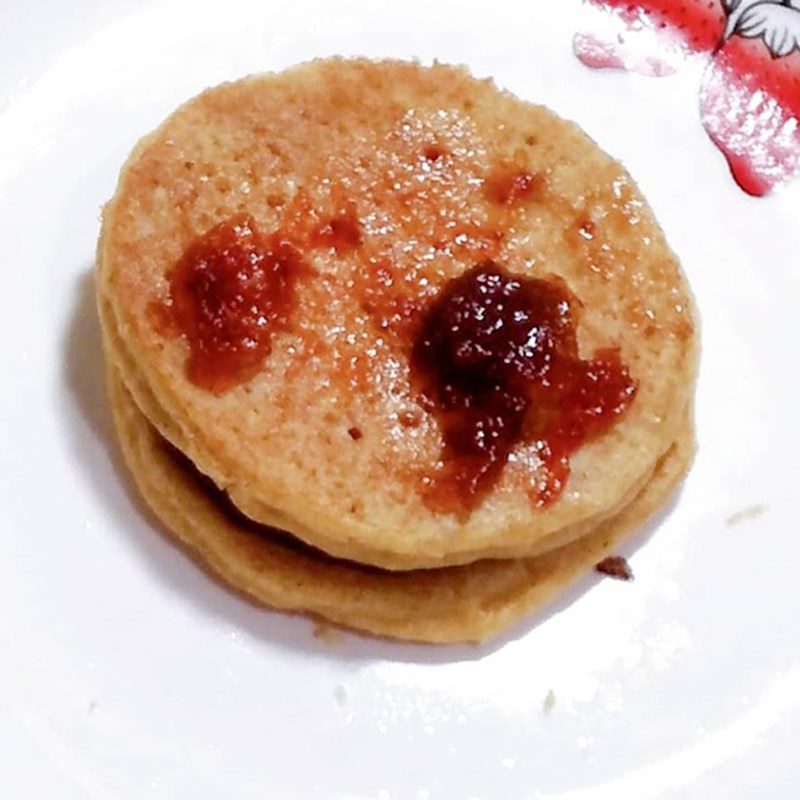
[574,0,800,196]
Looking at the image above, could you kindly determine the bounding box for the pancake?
[98,57,698,569]
[109,368,694,643]
[99,285,666,570]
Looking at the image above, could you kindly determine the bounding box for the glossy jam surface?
[411,261,637,513]
[157,213,306,393]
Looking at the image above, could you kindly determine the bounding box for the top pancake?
[98,58,698,570]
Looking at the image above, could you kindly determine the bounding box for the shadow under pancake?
[63,267,688,662]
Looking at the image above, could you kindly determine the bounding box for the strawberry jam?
[156,213,306,393]
[411,261,637,513]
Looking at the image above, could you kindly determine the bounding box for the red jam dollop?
[422,144,447,162]
[411,261,637,513]
[158,213,306,393]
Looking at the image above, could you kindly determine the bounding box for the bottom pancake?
[109,370,694,643]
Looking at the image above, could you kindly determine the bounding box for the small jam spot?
[311,211,362,255]
[422,144,447,162]
[411,261,636,513]
[147,298,180,337]
[577,219,595,240]
[595,555,634,581]
[347,426,363,441]
[485,166,544,206]
[399,409,421,429]
[154,213,306,393]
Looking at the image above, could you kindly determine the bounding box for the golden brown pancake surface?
[98,58,698,569]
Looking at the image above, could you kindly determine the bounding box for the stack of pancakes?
[97,59,698,643]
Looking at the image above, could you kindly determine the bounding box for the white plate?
[2,0,799,797]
